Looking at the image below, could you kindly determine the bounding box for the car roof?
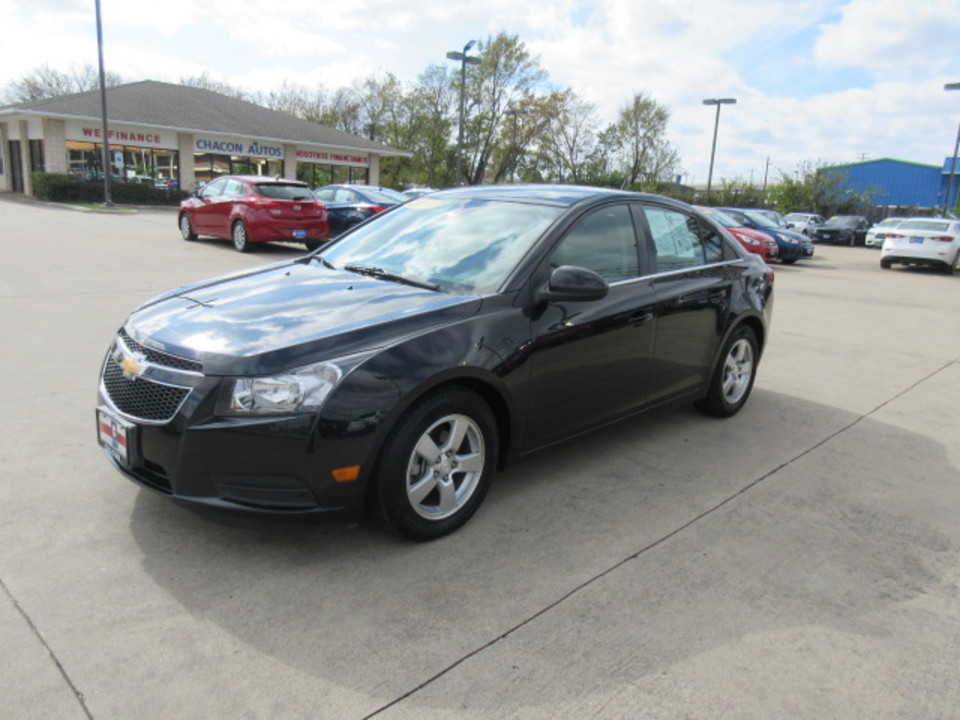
[426,184,659,208]
[220,175,308,185]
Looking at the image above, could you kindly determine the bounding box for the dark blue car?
[718,208,810,264]
[313,184,407,238]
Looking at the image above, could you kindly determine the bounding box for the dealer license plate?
[98,406,132,466]
[909,236,924,244]
[292,229,306,239]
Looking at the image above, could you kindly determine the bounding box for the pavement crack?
[0,575,95,720]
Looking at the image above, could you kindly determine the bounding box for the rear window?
[898,220,951,232]
[254,183,315,200]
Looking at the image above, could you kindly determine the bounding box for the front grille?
[102,360,190,422]
[119,329,202,372]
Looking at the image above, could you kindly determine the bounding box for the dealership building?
[0,80,407,196]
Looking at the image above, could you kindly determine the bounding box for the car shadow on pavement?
[126,386,960,716]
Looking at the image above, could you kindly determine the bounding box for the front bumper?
[96,337,371,519]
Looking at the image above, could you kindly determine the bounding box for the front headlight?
[217,352,375,416]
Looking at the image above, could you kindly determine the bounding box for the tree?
[461,33,546,185]
[2,64,123,103]
[768,161,872,215]
[600,93,679,189]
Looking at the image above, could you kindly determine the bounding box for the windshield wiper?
[344,264,440,291]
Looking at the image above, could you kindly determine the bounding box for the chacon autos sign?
[193,134,283,158]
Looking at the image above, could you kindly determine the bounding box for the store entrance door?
[8,141,24,193]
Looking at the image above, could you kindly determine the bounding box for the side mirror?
[540,265,609,302]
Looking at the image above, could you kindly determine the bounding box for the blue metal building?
[825,158,959,210]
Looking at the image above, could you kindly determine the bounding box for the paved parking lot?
[1,196,959,719]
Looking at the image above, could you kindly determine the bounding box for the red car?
[697,206,778,262]
[179,175,329,252]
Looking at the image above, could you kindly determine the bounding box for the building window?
[66,141,179,185]
[29,139,45,172]
[193,153,283,185]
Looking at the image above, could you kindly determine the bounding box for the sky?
[2,0,959,185]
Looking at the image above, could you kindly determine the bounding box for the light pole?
[943,82,960,216]
[505,107,528,183]
[446,40,481,185]
[95,0,112,206]
[702,98,736,203]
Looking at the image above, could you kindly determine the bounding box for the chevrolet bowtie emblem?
[117,350,148,380]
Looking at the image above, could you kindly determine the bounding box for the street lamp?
[95,0,112,206]
[446,40,482,185]
[505,107,528,183]
[702,98,737,202]
[943,82,960,216]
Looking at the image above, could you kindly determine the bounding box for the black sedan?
[812,215,871,246]
[313,184,406,237]
[96,185,774,540]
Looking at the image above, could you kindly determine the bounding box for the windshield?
[877,218,902,227]
[784,213,809,222]
[699,209,739,228]
[321,196,561,294]
[743,211,777,228]
[254,183,315,200]
[826,216,860,227]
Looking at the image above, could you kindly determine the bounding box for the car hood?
[125,260,481,375]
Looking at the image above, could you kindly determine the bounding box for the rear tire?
[880,259,892,269]
[179,213,197,241]
[232,220,251,253]
[304,240,322,252]
[696,325,758,418]
[370,389,497,541]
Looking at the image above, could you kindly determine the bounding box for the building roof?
[825,157,942,171]
[0,80,407,157]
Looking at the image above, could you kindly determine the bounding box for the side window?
[644,206,709,272]
[224,179,245,196]
[547,204,639,283]
[200,179,225,199]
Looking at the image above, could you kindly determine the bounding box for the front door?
[523,202,657,450]
[8,141,24,194]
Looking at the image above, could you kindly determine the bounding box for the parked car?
[784,212,826,236]
[313,184,407,237]
[695,206,778,262]
[811,215,871,246]
[865,217,907,248]
[718,207,810,264]
[880,218,960,273]
[97,185,774,540]
[178,175,328,252]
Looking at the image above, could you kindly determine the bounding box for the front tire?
[696,325,758,418]
[232,220,251,252]
[371,389,497,541]
[179,213,197,241]
[880,259,892,269]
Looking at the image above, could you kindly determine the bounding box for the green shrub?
[30,172,188,205]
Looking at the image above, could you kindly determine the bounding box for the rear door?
[638,204,739,404]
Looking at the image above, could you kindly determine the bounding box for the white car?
[784,212,825,236]
[880,218,960,273]
[865,217,907,248]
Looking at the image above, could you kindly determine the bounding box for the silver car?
[865,217,907,248]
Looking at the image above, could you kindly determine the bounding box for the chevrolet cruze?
[98,185,774,540]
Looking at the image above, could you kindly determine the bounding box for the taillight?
[931,236,955,242]
[369,205,387,214]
